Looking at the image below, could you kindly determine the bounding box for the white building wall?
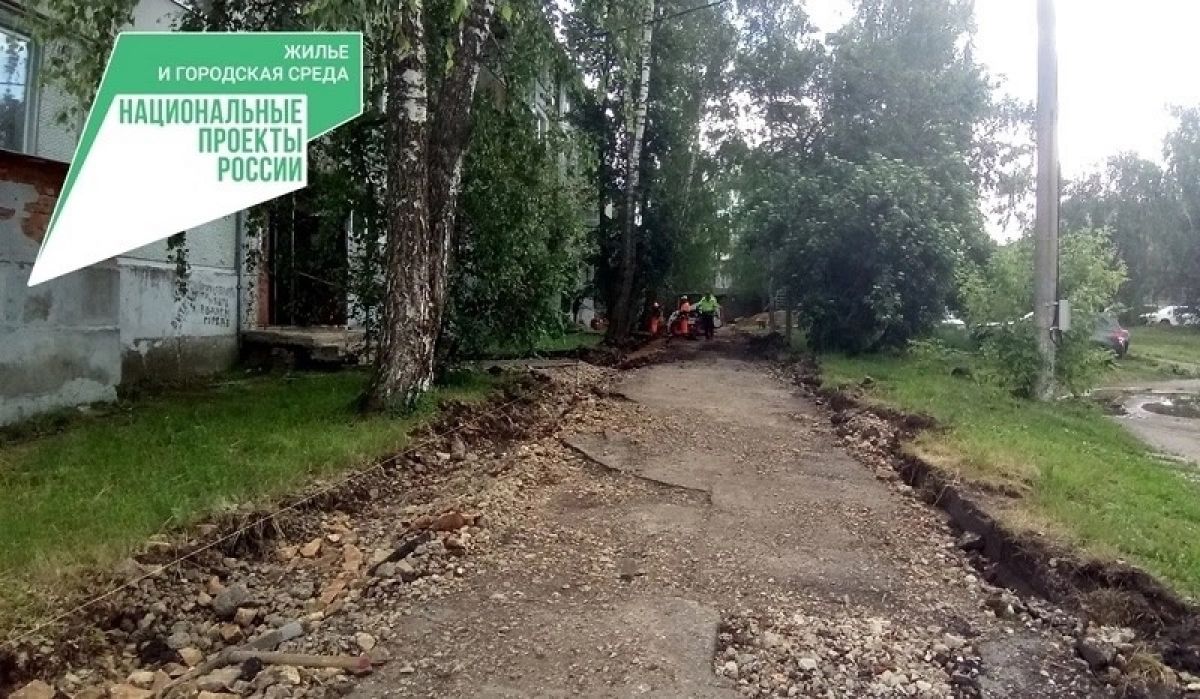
[30,0,250,384]
[0,161,121,426]
[33,0,177,163]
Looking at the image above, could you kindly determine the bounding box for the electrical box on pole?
[1056,299,1071,333]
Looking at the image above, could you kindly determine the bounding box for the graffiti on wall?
[121,261,239,340]
[190,281,233,329]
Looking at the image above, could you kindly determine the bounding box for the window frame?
[0,10,39,155]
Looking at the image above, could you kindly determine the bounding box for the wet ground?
[1097,379,1200,464]
[8,333,1126,698]
[353,334,1105,697]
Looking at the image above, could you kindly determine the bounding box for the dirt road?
[8,333,1116,698]
[353,335,1105,698]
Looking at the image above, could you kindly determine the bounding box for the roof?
[0,148,70,177]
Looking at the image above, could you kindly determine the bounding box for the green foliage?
[727,0,1006,351]
[445,99,591,357]
[819,0,995,265]
[32,0,137,127]
[959,229,1127,396]
[638,0,739,300]
[1059,108,1200,317]
[956,239,1030,325]
[924,324,977,353]
[765,154,970,353]
[428,0,594,357]
[1061,153,1187,310]
[976,323,1112,398]
[568,0,744,333]
[1165,107,1200,308]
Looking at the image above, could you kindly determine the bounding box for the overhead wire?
[586,0,731,38]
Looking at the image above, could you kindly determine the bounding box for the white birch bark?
[611,0,655,341]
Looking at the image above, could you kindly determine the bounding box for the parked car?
[1093,313,1130,357]
[970,310,1130,357]
[1140,305,1199,326]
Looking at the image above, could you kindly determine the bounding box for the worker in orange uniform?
[647,302,663,336]
[675,296,691,337]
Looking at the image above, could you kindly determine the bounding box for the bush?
[929,324,978,352]
[767,155,975,353]
[959,228,1126,396]
[978,323,1113,397]
[444,101,591,358]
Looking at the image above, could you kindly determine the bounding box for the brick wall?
[0,151,67,245]
[0,149,120,426]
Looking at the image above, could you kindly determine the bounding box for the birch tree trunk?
[368,0,496,411]
[609,0,655,342]
[680,57,718,217]
[369,3,433,411]
[428,0,497,317]
[596,30,616,321]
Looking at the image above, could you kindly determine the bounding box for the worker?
[648,302,663,336]
[696,292,719,340]
[675,296,691,337]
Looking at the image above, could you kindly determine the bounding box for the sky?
[805,0,1200,179]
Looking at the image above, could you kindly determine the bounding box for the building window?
[0,25,33,153]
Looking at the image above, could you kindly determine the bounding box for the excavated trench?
[11,334,1200,697]
[0,370,574,695]
[785,353,1200,686]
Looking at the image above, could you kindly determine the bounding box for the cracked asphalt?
[352,334,1107,698]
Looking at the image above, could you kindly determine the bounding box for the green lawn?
[822,351,1200,598]
[1121,325,1200,378]
[537,331,604,353]
[1101,325,1200,383]
[0,370,501,633]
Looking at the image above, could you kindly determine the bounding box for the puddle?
[1093,386,1200,466]
[1143,396,1200,419]
[1098,391,1200,420]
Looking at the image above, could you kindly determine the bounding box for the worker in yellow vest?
[696,293,719,340]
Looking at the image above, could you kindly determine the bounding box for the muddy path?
[6,334,1126,698]
[351,333,1104,698]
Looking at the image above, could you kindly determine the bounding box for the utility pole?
[1033,0,1060,401]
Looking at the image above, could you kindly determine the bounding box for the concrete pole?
[1034,0,1059,400]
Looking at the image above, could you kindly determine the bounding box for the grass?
[536,331,603,353]
[1116,325,1200,380]
[821,349,1200,598]
[484,331,602,359]
[0,369,502,632]
[1132,325,1200,365]
[1105,325,1200,383]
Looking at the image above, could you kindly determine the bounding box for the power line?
[587,0,731,38]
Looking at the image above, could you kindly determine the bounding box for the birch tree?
[608,0,655,342]
[367,0,498,410]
